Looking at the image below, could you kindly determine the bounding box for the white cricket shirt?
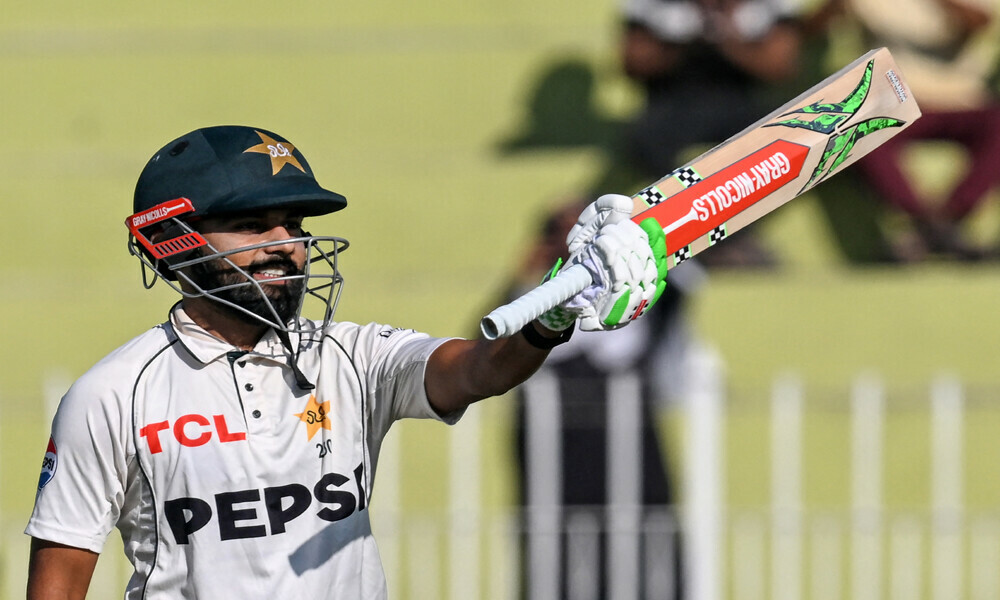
[26,304,458,599]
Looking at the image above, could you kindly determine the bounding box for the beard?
[185,251,306,327]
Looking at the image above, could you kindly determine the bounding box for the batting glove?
[537,194,668,332]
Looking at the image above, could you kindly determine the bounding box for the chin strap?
[275,329,315,390]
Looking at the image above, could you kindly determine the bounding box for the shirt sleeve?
[366,326,462,424]
[24,373,129,553]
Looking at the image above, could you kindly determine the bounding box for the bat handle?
[480,263,593,340]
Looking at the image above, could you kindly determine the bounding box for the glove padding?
[538,194,668,332]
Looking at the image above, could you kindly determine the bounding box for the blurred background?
[3,0,1000,598]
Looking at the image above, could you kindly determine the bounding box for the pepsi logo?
[38,437,58,490]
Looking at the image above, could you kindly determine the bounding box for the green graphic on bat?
[771,59,875,134]
[805,116,905,189]
[764,58,906,191]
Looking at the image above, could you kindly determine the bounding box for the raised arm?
[425,322,562,414]
[425,194,668,415]
[27,538,99,600]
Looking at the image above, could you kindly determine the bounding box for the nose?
[262,224,301,255]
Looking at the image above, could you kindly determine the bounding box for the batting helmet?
[133,125,347,218]
[126,126,349,337]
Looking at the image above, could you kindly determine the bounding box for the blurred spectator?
[836,0,1000,260]
[592,0,806,268]
[502,197,704,599]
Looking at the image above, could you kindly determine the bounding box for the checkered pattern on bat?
[673,245,692,266]
[636,185,667,206]
[672,167,702,188]
[636,166,703,207]
[709,225,727,245]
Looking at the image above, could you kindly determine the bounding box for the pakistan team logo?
[766,59,906,191]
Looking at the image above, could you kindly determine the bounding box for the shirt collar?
[168,303,294,365]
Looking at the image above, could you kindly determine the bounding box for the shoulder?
[321,321,429,351]
[319,321,449,370]
[64,324,177,409]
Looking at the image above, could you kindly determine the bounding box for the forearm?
[426,193,664,414]
[27,538,98,600]
[425,322,560,414]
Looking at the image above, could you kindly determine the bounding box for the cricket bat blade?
[480,47,921,340]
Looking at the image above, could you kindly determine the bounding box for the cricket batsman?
[25,125,667,599]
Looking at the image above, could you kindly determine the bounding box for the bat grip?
[480,263,593,340]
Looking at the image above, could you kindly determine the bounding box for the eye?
[231,219,267,233]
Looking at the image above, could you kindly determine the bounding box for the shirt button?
[252,410,262,419]
[245,383,254,391]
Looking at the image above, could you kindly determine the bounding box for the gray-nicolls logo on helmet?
[126,126,349,389]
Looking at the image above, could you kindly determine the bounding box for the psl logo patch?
[38,437,58,490]
[295,395,332,441]
[243,130,307,175]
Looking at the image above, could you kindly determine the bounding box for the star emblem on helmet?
[243,130,307,176]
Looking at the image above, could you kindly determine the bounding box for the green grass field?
[4,2,1000,598]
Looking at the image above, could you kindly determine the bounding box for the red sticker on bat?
[635,140,809,252]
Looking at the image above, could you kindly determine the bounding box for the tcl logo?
[140,414,246,454]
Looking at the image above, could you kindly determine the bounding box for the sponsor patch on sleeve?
[37,437,58,490]
[377,326,414,338]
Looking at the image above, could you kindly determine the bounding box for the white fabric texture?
[26,305,456,600]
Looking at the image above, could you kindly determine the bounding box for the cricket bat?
[480,47,921,339]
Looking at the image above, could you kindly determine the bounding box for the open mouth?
[251,267,292,283]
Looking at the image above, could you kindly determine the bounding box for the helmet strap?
[275,329,314,390]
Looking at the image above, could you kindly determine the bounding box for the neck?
[181,297,269,350]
